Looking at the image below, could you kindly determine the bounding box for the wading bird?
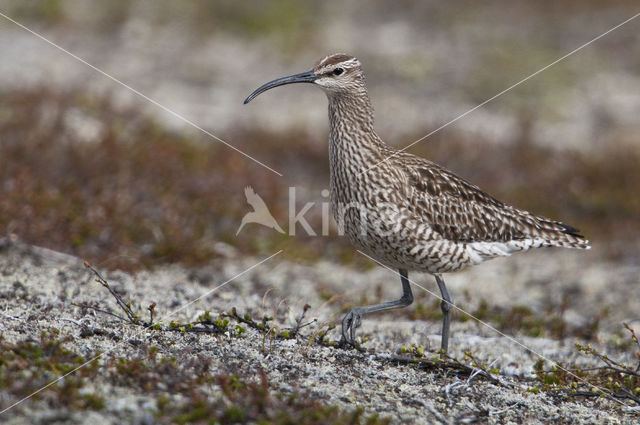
[244,54,589,352]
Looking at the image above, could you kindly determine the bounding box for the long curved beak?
[243,70,317,104]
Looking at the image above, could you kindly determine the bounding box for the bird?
[236,186,285,235]
[244,53,590,353]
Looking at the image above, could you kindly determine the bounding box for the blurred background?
[0,0,638,270]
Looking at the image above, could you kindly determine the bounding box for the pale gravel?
[0,239,638,424]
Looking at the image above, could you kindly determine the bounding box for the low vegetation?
[80,262,640,411]
[532,324,640,406]
[1,88,638,271]
[0,332,391,424]
[0,330,104,411]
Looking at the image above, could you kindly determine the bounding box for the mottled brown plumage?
[245,53,590,352]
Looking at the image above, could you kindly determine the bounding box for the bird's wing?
[245,186,273,213]
[397,157,583,243]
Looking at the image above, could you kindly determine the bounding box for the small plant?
[78,262,317,346]
[382,347,505,388]
[533,323,640,407]
[397,343,426,358]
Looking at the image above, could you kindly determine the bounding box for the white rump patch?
[466,238,545,264]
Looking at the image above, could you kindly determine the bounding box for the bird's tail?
[540,222,591,250]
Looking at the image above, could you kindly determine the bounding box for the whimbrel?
[244,54,590,352]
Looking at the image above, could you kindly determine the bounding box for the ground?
[1,3,639,424]
[1,238,638,424]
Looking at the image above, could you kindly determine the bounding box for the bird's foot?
[339,308,364,350]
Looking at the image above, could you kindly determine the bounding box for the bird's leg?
[435,274,453,353]
[341,268,413,347]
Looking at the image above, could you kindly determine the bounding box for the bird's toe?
[340,308,363,347]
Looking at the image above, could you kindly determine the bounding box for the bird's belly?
[336,203,477,274]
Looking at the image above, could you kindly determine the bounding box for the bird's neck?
[327,91,386,155]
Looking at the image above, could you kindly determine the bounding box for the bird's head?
[244,53,365,104]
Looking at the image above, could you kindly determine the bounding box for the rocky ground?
[1,5,639,423]
[1,237,638,424]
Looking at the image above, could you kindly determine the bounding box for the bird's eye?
[333,68,344,76]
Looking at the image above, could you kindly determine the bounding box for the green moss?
[214,318,230,329]
[173,401,211,424]
[280,330,291,339]
[224,405,245,422]
[83,393,106,410]
[0,333,102,410]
